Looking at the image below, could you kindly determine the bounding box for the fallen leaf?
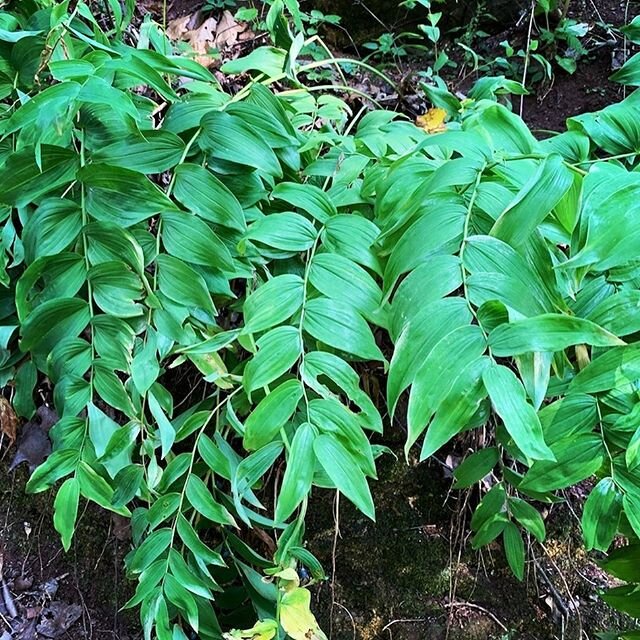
[14,620,38,640]
[9,405,57,472]
[9,423,51,473]
[36,601,82,638]
[416,107,447,134]
[0,396,18,444]
[166,15,190,40]
[167,15,219,67]
[215,10,244,49]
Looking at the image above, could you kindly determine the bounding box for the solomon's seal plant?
[3,0,640,638]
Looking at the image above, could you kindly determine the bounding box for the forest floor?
[1,1,639,639]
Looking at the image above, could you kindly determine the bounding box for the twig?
[329,491,340,639]
[520,0,536,118]
[333,602,356,640]
[444,601,509,632]
[382,617,430,637]
[534,557,571,621]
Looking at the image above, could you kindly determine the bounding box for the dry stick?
[329,491,341,639]
[382,617,431,637]
[520,0,536,118]
[623,0,632,99]
[446,490,471,640]
[444,601,509,633]
[333,601,356,640]
[541,543,584,637]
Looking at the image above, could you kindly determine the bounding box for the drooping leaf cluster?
[3,1,640,638]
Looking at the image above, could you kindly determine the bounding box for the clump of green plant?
[4,1,640,639]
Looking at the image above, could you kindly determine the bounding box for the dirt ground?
[1,1,640,639]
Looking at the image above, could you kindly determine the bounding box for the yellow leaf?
[223,619,278,640]
[416,107,447,134]
[280,588,328,640]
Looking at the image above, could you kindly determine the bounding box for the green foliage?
[3,0,640,638]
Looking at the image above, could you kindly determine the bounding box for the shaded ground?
[2,1,640,639]
[0,461,135,640]
[306,424,634,640]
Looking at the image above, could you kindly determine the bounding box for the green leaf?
[471,483,506,531]
[200,110,282,177]
[186,475,237,526]
[407,324,486,453]
[243,380,302,451]
[77,461,130,516]
[167,549,213,599]
[23,198,82,262]
[157,255,216,316]
[309,254,382,321]
[490,154,573,247]
[176,515,226,567]
[128,528,172,574]
[92,130,186,174]
[453,448,499,488]
[93,361,137,418]
[276,422,316,522]
[626,426,640,471]
[587,291,640,337]
[520,434,605,492]
[243,326,302,394]
[14,360,37,418]
[314,434,375,520]
[322,215,381,274]
[563,166,640,271]
[302,350,382,433]
[84,222,146,276]
[610,52,640,85]
[149,391,176,459]
[161,212,235,272]
[503,522,525,581]
[463,235,555,317]
[0,145,79,207]
[21,298,91,355]
[243,275,304,335]
[421,357,489,461]
[79,164,177,227]
[221,46,286,76]
[131,335,160,396]
[390,255,462,339]
[173,163,245,231]
[483,362,554,461]
[233,441,283,522]
[53,477,80,552]
[383,203,465,294]
[272,182,336,222]
[303,297,384,361]
[600,544,640,583]
[570,344,640,393]
[488,314,624,357]
[244,213,317,252]
[509,497,546,542]
[90,261,144,318]
[388,297,472,415]
[582,477,621,552]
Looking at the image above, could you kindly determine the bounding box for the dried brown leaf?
[0,397,18,444]
[36,601,82,639]
[214,10,244,49]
